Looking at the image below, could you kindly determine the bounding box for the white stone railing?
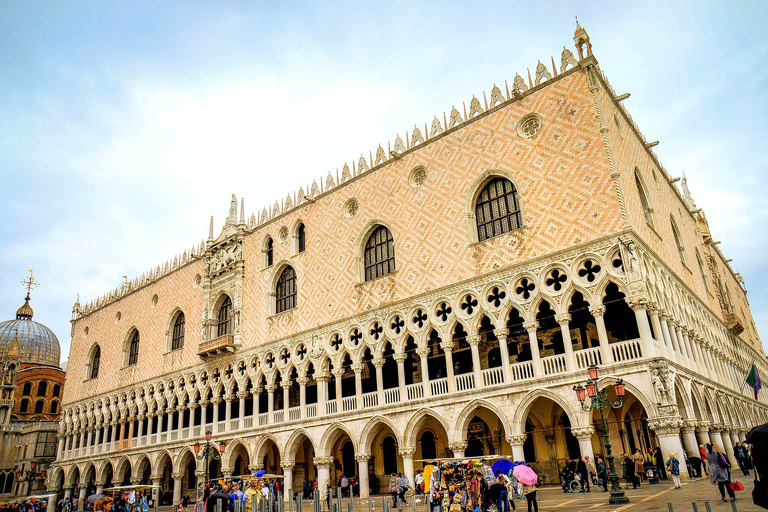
[384,388,401,404]
[305,404,317,418]
[362,391,378,408]
[455,373,475,391]
[192,426,201,437]
[575,346,602,368]
[542,354,567,375]
[341,396,357,412]
[242,417,253,429]
[431,377,449,396]
[273,410,284,423]
[482,367,504,386]
[611,339,642,362]
[326,401,337,415]
[288,407,301,421]
[230,419,239,431]
[510,360,534,381]
[216,421,226,433]
[406,383,423,400]
[258,413,268,426]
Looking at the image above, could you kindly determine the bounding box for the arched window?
[635,170,655,228]
[22,383,31,396]
[695,249,710,292]
[475,177,522,241]
[91,346,101,379]
[670,216,687,266]
[172,312,185,350]
[297,223,306,253]
[19,399,29,413]
[34,400,44,414]
[50,401,59,414]
[52,384,61,397]
[128,331,140,366]
[265,237,274,267]
[217,297,232,337]
[37,381,48,396]
[364,226,395,282]
[276,266,297,313]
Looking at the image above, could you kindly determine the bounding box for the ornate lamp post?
[194,431,226,484]
[573,365,629,505]
[15,462,47,493]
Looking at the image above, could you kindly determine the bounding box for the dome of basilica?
[0,295,61,368]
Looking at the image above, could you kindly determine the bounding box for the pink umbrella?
[512,465,538,486]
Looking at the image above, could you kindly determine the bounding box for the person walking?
[633,449,645,483]
[624,454,640,489]
[665,453,682,489]
[706,444,735,502]
[576,457,590,492]
[699,445,710,476]
[388,474,400,507]
[521,481,537,512]
[398,472,409,506]
[734,442,750,476]
[653,447,667,480]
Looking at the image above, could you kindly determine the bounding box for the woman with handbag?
[665,453,681,489]
[706,444,735,501]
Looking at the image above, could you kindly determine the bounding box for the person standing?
[388,474,399,507]
[624,454,639,489]
[398,473,409,506]
[632,449,645,483]
[494,470,515,512]
[706,444,735,502]
[699,445,710,476]
[576,457,590,492]
[665,453,682,489]
[340,475,349,497]
[734,442,750,476]
[653,447,667,480]
[596,457,608,492]
[521,482,537,512]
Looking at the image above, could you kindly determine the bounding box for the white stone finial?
[208,216,214,240]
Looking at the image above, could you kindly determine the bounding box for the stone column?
[315,457,334,502]
[696,423,711,446]
[111,423,120,450]
[150,476,161,505]
[238,392,246,422]
[648,418,689,480]
[137,415,145,439]
[281,462,295,503]
[629,299,655,358]
[64,488,72,501]
[172,472,183,507]
[252,387,260,417]
[506,435,527,462]
[298,378,308,418]
[211,397,222,430]
[571,426,596,464]
[195,470,206,490]
[372,359,385,404]
[523,322,543,376]
[672,323,689,366]
[282,380,291,414]
[709,428,726,459]
[417,349,431,398]
[266,384,276,423]
[448,441,468,459]
[467,335,483,388]
[57,434,66,458]
[77,486,87,511]
[442,343,457,393]
[352,364,363,408]
[333,368,344,412]
[399,448,416,498]
[316,373,330,415]
[647,304,667,358]
[659,314,678,362]
[555,314,577,370]
[394,354,407,401]
[46,492,57,512]
[200,400,208,427]
[720,429,738,466]
[589,306,613,364]
[356,454,371,497]
[494,328,511,383]
[681,422,700,461]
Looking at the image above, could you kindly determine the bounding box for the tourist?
[623,454,639,489]
[576,457,590,492]
[398,472,409,506]
[494,470,514,512]
[734,442,750,476]
[665,452,681,489]
[653,447,667,480]
[340,475,349,497]
[388,474,399,507]
[521,480,538,512]
[596,456,608,491]
[699,445,710,475]
[632,449,645,483]
[706,444,735,502]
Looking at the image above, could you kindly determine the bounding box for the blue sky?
[1,1,767,363]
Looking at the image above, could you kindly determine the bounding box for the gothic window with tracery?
[635,170,655,228]
[364,226,395,282]
[217,296,232,337]
[128,331,140,366]
[475,178,522,241]
[276,266,297,313]
[172,312,185,350]
[90,346,100,379]
[670,217,688,267]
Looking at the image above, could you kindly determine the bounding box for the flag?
[747,364,762,399]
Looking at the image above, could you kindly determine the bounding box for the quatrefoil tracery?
[460,294,478,315]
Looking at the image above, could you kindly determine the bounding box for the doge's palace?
[50,24,767,506]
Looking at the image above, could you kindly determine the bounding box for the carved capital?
[555,313,571,324]
[493,328,509,338]
[627,297,649,310]
[398,447,416,457]
[522,321,539,331]
[466,335,481,346]
[265,384,277,392]
[355,453,372,463]
[439,342,455,352]
[371,359,385,368]
[296,378,309,387]
[393,353,407,364]
[448,441,468,452]
[314,456,334,468]
[281,380,292,389]
[331,368,345,378]
[570,426,595,439]
[588,305,606,316]
[280,461,295,471]
[646,302,659,314]
[315,372,331,382]
[236,391,249,399]
[647,417,684,435]
[210,397,222,405]
[172,472,184,480]
[350,364,364,373]
[130,478,142,485]
[415,348,430,358]
[506,434,528,446]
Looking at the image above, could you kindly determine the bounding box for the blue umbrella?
[491,459,512,476]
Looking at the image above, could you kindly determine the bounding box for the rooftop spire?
[16,270,37,319]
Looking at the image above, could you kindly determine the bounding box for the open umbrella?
[512,465,537,486]
[492,460,512,477]
[87,494,104,504]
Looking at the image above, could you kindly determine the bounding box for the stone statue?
[229,194,237,219]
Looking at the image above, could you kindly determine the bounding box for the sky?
[1,1,767,364]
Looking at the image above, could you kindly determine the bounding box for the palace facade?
[51,25,767,506]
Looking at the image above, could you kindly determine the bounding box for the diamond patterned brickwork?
[594,81,762,353]
[65,67,625,404]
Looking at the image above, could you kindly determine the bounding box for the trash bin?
[644,464,660,484]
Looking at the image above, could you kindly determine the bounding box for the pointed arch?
[360,415,402,454]
[513,388,580,434]
[465,169,526,243]
[404,408,453,447]
[354,219,397,283]
[319,422,358,456]
[454,399,511,439]
[284,428,317,460]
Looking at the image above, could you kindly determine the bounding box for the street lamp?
[15,462,47,492]
[194,431,226,484]
[573,365,629,505]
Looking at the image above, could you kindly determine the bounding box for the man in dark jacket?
[576,458,590,492]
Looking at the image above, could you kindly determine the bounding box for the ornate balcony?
[724,312,745,336]
[197,334,235,357]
